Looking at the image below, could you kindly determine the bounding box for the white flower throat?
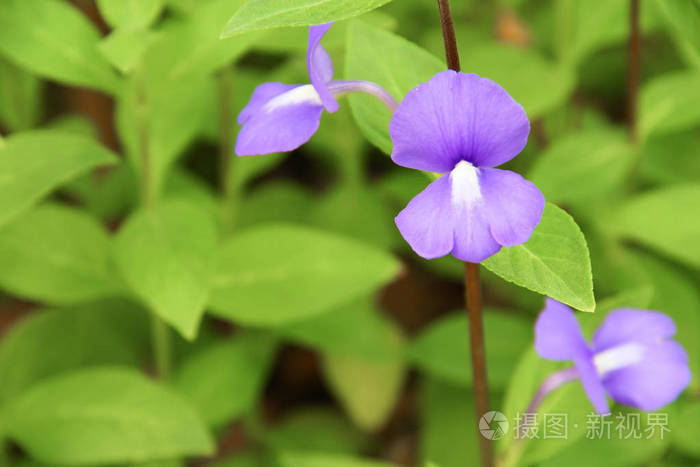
[263,85,322,112]
[450,160,482,208]
[593,342,646,376]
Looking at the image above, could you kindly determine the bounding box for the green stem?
[135,68,172,379]
[218,66,236,234]
[150,314,172,379]
[554,0,572,65]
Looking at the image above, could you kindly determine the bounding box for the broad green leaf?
[209,224,400,326]
[673,401,700,457]
[346,20,444,154]
[0,130,117,228]
[310,184,397,250]
[147,0,262,81]
[175,334,277,426]
[99,29,160,74]
[66,164,139,220]
[279,452,393,467]
[4,367,214,465]
[97,0,165,30]
[608,184,700,269]
[0,299,148,406]
[653,0,700,68]
[235,182,313,229]
[0,0,120,93]
[0,58,43,132]
[407,310,530,388]
[639,130,700,184]
[277,298,396,360]
[322,322,405,431]
[221,0,394,37]
[264,408,366,455]
[421,379,478,467]
[0,204,121,304]
[528,128,635,205]
[114,200,217,340]
[460,43,575,118]
[115,73,212,198]
[639,71,700,140]
[483,203,595,312]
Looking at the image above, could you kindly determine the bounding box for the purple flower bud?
[535,298,691,414]
[390,70,545,263]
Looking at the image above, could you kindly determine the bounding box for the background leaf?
[0,0,121,93]
[0,130,117,228]
[96,0,165,30]
[4,367,214,465]
[114,200,217,339]
[209,224,400,326]
[639,71,700,139]
[221,0,394,37]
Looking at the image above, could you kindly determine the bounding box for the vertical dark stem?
[465,262,493,467]
[436,0,461,71]
[626,0,640,143]
[435,2,493,465]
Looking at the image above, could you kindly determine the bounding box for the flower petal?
[592,308,677,353]
[602,340,691,411]
[389,70,530,172]
[479,168,545,247]
[450,195,501,263]
[308,22,338,113]
[395,174,455,259]
[535,299,589,361]
[237,82,301,125]
[235,87,324,155]
[575,354,611,415]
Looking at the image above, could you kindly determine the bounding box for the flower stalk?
[626,0,641,143]
[435,1,493,466]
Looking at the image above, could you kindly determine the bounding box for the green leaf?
[528,128,635,205]
[639,71,700,140]
[0,58,43,132]
[221,0,394,37]
[608,184,700,269]
[421,379,478,467]
[673,400,700,457]
[235,182,313,229]
[279,452,394,467]
[322,322,405,431]
[264,408,366,455]
[0,299,148,406]
[460,43,575,118]
[175,334,277,426]
[114,200,217,340]
[653,0,700,68]
[147,0,262,81]
[483,203,595,312]
[346,20,444,154]
[99,29,160,74]
[0,130,117,228]
[209,224,400,326]
[277,297,396,360]
[407,310,530,388]
[0,204,122,304]
[96,0,165,30]
[0,0,121,93]
[638,130,700,184]
[4,367,214,465]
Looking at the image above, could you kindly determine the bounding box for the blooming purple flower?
[390,70,545,263]
[535,298,691,414]
[236,22,397,156]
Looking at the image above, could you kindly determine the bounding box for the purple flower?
[236,22,397,156]
[535,298,691,414]
[390,70,545,263]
